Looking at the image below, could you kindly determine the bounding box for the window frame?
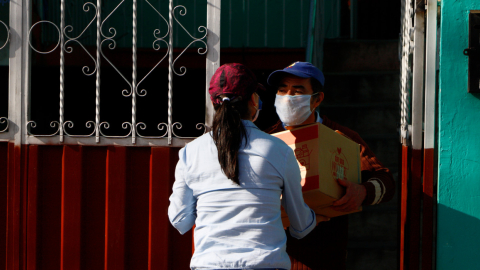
[1,0,219,147]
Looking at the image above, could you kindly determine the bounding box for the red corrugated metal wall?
[0,142,193,270]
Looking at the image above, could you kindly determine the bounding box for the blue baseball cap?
[267,61,325,87]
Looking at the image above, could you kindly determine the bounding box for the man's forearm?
[361,170,395,205]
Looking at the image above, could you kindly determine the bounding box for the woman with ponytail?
[169,63,324,270]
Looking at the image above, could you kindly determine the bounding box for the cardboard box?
[272,123,362,227]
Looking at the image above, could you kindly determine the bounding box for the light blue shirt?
[168,120,316,270]
[316,111,323,124]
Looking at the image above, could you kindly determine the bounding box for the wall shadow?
[436,204,480,270]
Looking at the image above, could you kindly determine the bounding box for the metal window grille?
[1,0,220,147]
[399,0,414,144]
[0,0,10,139]
[0,6,9,137]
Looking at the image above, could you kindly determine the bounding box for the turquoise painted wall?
[438,0,480,269]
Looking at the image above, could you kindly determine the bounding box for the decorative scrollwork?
[171,5,208,76]
[100,0,126,39]
[100,39,133,97]
[173,6,208,41]
[134,0,170,97]
[64,3,97,40]
[136,39,170,97]
[65,40,98,76]
[99,0,133,98]
[0,20,10,51]
[171,122,206,139]
[23,1,210,143]
[63,2,98,76]
[63,120,96,137]
[27,121,61,137]
[0,117,8,133]
[135,122,169,139]
[28,21,61,54]
[99,121,133,138]
[146,0,170,40]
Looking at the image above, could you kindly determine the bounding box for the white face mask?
[252,93,262,122]
[274,94,316,126]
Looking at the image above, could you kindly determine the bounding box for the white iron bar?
[7,0,17,142]
[205,0,220,129]
[171,5,207,77]
[60,0,65,142]
[170,4,208,139]
[0,20,9,136]
[400,0,414,145]
[134,0,170,140]
[424,0,437,150]
[26,2,98,139]
[26,136,193,147]
[27,19,62,137]
[61,2,98,138]
[132,0,137,144]
[411,1,425,151]
[10,0,29,145]
[96,0,101,142]
[23,0,31,145]
[168,0,173,145]
[10,0,217,145]
[99,0,134,139]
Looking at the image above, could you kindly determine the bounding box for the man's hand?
[331,179,366,212]
[316,214,330,225]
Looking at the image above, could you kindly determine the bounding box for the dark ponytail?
[212,94,250,185]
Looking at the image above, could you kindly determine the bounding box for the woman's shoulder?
[183,132,214,150]
[248,128,293,157]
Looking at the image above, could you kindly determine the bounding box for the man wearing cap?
[265,62,395,270]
